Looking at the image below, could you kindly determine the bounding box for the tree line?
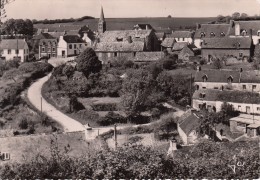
[32,16,95,24]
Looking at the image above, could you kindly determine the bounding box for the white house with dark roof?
[170,31,194,44]
[57,35,87,58]
[0,39,29,62]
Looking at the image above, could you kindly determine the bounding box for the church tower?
[98,6,106,34]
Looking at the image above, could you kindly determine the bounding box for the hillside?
[34,17,216,31]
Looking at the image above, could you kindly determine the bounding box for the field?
[34,17,216,31]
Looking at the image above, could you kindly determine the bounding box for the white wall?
[177,124,188,145]
[2,48,28,62]
[194,39,202,49]
[57,36,67,58]
[174,37,193,44]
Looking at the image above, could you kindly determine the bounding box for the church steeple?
[98,6,106,34]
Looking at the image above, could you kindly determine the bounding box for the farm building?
[168,30,194,44]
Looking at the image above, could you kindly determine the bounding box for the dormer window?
[202,74,208,82]
[200,32,205,38]
[241,30,247,36]
[116,37,123,42]
[220,32,225,37]
[227,75,233,83]
[210,32,215,37]
[199,93,206,98]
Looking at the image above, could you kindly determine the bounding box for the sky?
[3,0,260,20]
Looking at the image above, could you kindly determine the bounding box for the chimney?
[146,25,148,30]
[229,20,234,27]
[235,22,240,36]
[196,23,201,30]
[127,36,132,43]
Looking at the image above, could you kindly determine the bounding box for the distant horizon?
[4,0,260,21]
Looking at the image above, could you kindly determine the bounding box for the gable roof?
[194,24,230,38]
[178,110,200,135]
[63,35,85,43]
[230,21,260,36]
[201,37,251,49]
[95,41,144,52]
[155,32,165,40]
[172,42,189,51]
[48,32,66,39]
[171,31,193,38]
[179,45,195,57]
[161,38,175,48]
[194,69,240,83]
[0,39,28,49]
[193,89,260,104]
[99,30,152,43]
[134,51,164,62]
[134,24,153,30]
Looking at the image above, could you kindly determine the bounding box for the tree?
[240,13,248,20]
[232,12,240,20]
[62,65,74,79]
[76,48,102,77]
[212,57,222,69]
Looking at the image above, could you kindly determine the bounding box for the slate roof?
[229,21,260,35]
[194,24,230,38]
[0,39,28,49]
[194,69,241,83]
[179,45,195,57]
[178,110,200,135]
[48,32,66,39]
[193,89,260,104]
[161,38,175,48]
[39,38,57,46]
[134,51,164,62]
[172,42,189,51]
[201,37,251,49]
[240,71,260,83]
[171,31,193,38]
[63,35,85,43]
[99,30,152,43]
[95,42,144,52]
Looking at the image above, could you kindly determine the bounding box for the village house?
[161,37,175,52]
[194,23,230,49]
[57,35,87,58]
[201,37,252,62]
[36,33,58,59]
[0,39,29,62]
[168,31,194,44]
[177,109,200,145]
[192,89,260,114]
[194,69,260,92]
[229,114,260,137]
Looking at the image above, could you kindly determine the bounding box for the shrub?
[91,103,118,111]
[127,114,151,124]
[18,118,29,129]
[97,112,127,126]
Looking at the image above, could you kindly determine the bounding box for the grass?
[0,131,102,164]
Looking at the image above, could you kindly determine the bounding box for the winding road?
[27,58,185,139]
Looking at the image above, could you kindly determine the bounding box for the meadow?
[34,17,216,31]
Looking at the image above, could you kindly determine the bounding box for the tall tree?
[76,48,102,77]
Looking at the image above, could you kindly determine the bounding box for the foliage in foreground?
[0,140,258,179]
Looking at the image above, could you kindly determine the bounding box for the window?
[178,38,180,41]
[258,31,260,36]
[182,38,185,41]
[210,32,215,37]
[257,107,260,111]
[243,85,246,90]
[69,45,72,49]
[53,47,55,51]
[200,42,203,46]
[24,49,25,54]
[114,52,118,57]
[16,49,19,54]
[239,53,243,57]
[42,47,45,52]
[202,74,208,82]
[79,44,82,48]
[7,49,11,54]
[253,85,257,90]
[202,87,206,89]
[74,44,77,49]
[238,105,241,110]
[220,32,225,37]
[200,32,205,38]
[133,52,136,57]
[196,85,199,90]
[116,37,123,42]
[214,87,218,89]
[199,93,205,98]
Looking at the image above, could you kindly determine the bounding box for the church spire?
[98,6,106,34]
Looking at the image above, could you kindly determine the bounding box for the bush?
[97,112,127,126]
[128,114,151,124]
[91,103,118,111]
[18,118,29,129]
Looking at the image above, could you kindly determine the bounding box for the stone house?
[192,89,260,114]
[57,35,87,58]
[95,30,160,62]
[178,45,195,61]
[177,110,200,145]
[194,69,260,93]
[230,114,260,137]
[201,37,252,62]
[169,31,193,44]
[38,34,58,59]
[0,39,29,62]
